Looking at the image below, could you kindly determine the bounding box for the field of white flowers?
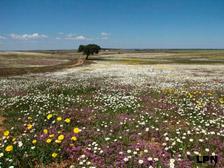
[0,59,224,167]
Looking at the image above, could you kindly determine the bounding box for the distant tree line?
[78,44,101,60]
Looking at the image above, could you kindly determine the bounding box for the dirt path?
[0,57,86,77]
[67,58,85,68]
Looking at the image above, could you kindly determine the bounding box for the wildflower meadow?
[0,60,224,168]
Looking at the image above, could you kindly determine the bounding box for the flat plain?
[0,50,224,167]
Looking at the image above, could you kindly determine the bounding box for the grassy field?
[0,51,83,76]
[0,50,224,167]
[93,50,224,64]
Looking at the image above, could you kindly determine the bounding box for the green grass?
[93,49,224,65]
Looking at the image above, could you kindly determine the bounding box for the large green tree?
[78,44,101,60]
[78,45,85,52]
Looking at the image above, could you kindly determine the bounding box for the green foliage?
[77,44,101,59]
[77,45,85,52]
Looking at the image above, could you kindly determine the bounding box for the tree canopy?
[77,44,101,60]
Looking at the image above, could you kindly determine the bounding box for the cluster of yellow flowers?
[3,130,13,152]
[1,113,82,161]
[39,128,80,145]
[49,127,81,158]
[162,88,176,95]
[46,114,72,124]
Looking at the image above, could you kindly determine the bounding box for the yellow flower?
[27,124,33,130]
[55,139,61,144]
[58,135,64,141]
[57,116,62,121]
[71,136,77,141]
[32,139,37,144]
[3,130,10,137]
[5,145,13,152]
[43,129,48,134]
[219,98,224,104]
[12,138,16,142]
[64,118,71,123]
[47,114,53,120]
[73,127,81,134]
[28,116,32,120]
[51,152,58,158]
[46,138,52,143]
[49,134,55,138]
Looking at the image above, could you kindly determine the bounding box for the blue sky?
[0,0,224,50]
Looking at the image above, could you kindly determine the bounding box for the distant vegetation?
[78,44,101,59]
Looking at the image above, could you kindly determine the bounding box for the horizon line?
[1,48,224,52]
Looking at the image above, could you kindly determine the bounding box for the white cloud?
[100,32,110,40]
[10,33,48,40]
[0,35,6,40]
[62,33,110,41]
[75,35,87,40]
[100,36,109,40]
[56,37,61,40]
[64,34,88,40]
[101,32,110,36]
[58,32,64,35]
